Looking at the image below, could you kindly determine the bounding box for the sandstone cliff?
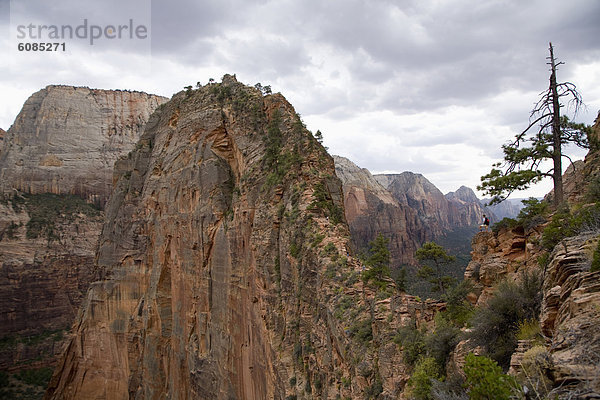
[337,164,488,267]
[46,76,442,400]
[334,156,422,266]
[0,86,166,397]
[0,85,168,206]
[376,173,486,235]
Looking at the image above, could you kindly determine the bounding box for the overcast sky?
[1,0,599,198]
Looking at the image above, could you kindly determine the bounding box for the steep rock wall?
[0,86,165,381]
[46,77,443,400]
[0,85,167,205]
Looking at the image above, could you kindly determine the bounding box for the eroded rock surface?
[46,77,444,400]
[0,85,167,206]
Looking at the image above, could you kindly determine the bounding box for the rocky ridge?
[462,115,600,398]
[46,76,444,400]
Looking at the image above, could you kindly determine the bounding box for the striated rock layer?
[0,85,167,206]
[0,86,165,380]
[46,76,444,400]
[0,196,103,371]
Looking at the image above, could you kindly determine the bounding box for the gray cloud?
[2,0,599,197]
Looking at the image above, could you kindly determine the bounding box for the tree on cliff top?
[479,43,592,206]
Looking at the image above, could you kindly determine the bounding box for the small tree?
[416,242,456,295]
[464,353,521,400]
[362,233,391,290]
[479,43,591,206]
[315,130,324,144]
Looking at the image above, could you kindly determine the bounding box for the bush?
[440,281,475,327]
[407,357,441,400]
[394,321,426,367]
[542,203,600,250]
[14,367,53,387]
[591,239,600,272]
[425,317,460,373]
[349,318,373,344]
[463,354,521,400]
[515,198,549,229]
[468,271,542,369]
[492,217,517,234]
[517,345,553,399]
[21,193,101,240]
[516,319,542,344]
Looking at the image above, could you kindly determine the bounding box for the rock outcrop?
[464,226,541,306]
[46,76,443,400]
[540,234,600,397]
[0,85,168,206]
[463,114,600,397]
[0,86,166,391]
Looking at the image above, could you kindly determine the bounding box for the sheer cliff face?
[46,78,445,400]
[377,173,485,233]
[0,86,165,377]
[0,85,167,205]
[44,78,366,399]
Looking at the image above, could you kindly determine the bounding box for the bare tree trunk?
[549,42,564,206]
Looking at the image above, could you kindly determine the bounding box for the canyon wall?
[0,86,166,385]
[336,158,489,267]
[0,85,167,205]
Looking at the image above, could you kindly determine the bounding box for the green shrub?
[14,367,53,387]
[492,217,517,234]
[463,353,520,400]
[394,321,426,367]
[407,357,441,400]
[515,198,549,229]
[468,270,542,369]
[21,193,101,240]
[591,239,600,272]
[440,281,475,327]
[425,316,460,372]
[309,182,344,224]
[349,318,373,344]
[516,319,542,344]
[542,203,600,250]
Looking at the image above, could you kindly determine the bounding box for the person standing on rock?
[479,214,490,232]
